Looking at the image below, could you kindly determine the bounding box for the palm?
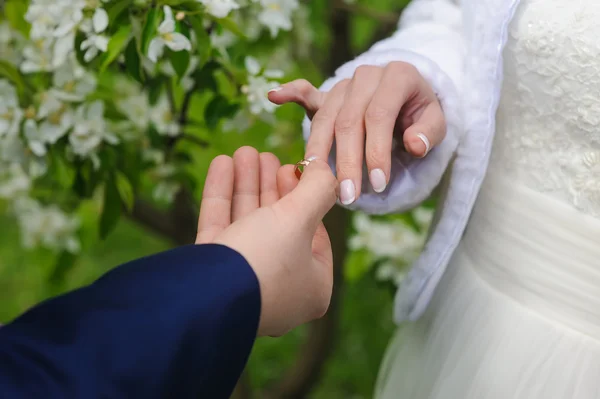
[195,147,332,271]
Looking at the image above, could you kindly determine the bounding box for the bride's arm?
[304,0,465,215]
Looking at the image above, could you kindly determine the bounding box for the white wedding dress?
[376,1,600,397]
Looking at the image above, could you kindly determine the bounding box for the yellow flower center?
[24,106,36,119]
[268,3,281,11]
[162,32,174,42]
[63,81,76,93]
[1,110,13,120]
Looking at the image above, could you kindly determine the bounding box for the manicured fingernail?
[369,169,387,193]
[416,133,431,158]
[268,87,283,93]
[340,179,356,205]
[306,155,317,162]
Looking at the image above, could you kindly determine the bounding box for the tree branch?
[130,199,180,245]
[180,133,209,148]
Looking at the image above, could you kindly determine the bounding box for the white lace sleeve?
[303,0,465,215]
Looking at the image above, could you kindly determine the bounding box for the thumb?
[275,159,339,229]
[268,79,325,119]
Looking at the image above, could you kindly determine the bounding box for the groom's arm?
[0,244,260,399]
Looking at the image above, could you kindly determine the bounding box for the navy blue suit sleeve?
[0,244,261,399]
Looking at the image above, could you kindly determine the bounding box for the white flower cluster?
[349,208,435,286]
[0,0,304,253]
[23,0,109,73]
[0,79,82,253]
[242,56,283,115]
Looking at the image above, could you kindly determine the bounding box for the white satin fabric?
[376,172,600,398]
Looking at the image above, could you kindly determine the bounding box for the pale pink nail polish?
[340,179,356,205]
[370,169,387,193]
[268,87,283,93]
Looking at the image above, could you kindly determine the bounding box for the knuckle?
[334,115,360,137]
[294,78,314,97]
[335,78,351,90]
[387,61,418,76]
[312,109,335,125]
[353,65,379,80]
[365,104,391,125]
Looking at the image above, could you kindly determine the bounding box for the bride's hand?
[268,62,446,205]
[196,147,339,337]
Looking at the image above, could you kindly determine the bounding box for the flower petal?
[264,69,284,79]
[147,38,164,62]
[93,8,109,33]
[88,101,104,119]
[29,141,47,157]
[20,60,40,74]
[165,33,191,52]
[83,47,98,62]
[158,19,175,35]
[245,56,261,75]
[163,6,174,23]
[94,35,109,52]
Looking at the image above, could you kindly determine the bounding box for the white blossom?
[80,8,110,62]
[52,1,86,37]
[24,119,49,156]
[200,0,241,18]
[210,30,237,55]
[0,22,25,65]
[243,76,279,114]
[150,94,180,137]
[0,80,23,137]
[0,164,31,199]
[242,56,282,115]
[147,6,192,63]
[255,0,299,37]
[70,101,118,161]
[51,58,97,102]
[117,92,151,131]
[14,197,80,253]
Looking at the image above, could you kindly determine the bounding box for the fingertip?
[209,154,233,169]
[259,152,281,168]
[404,131,431,158]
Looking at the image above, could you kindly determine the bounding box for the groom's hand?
[196,147,339,337]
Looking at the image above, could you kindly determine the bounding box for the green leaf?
[214,17,246,38]
[105,0,133,28]
[115,171,134,213]
[124,38,144,83]
[148,76,165,105]
[193,60,220,92]
[100,26,132,72]
[204,95,238,130]
[4,0,30,37]
[74,31,88,65]
[140,7,159,56]
[0,60,26,101]
[49,251,78,286]
[344,249,374,283]
[99,176,122,239]
[170,22,191,79]
[170,49,191,80]
[187,15,212,66]
[49,149,75,189]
